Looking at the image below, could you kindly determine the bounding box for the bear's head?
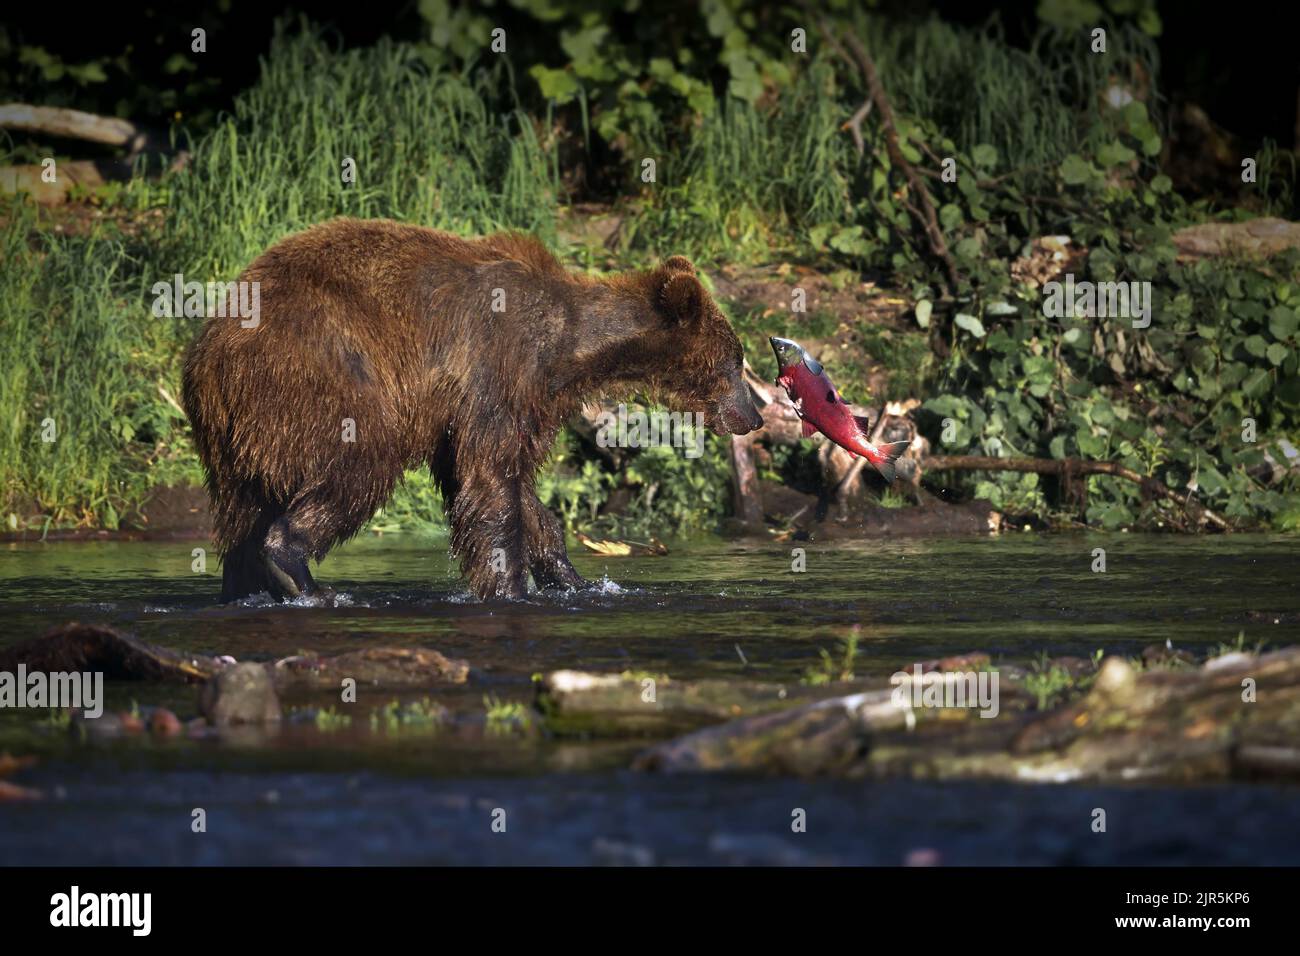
[635,256,764,436]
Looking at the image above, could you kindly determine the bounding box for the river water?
[1,533,1298,864]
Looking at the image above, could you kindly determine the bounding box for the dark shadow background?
[2,0,1295,148]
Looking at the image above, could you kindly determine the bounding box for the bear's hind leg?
[254,485,356,601]
[221,524,278,602]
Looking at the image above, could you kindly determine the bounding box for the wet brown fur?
[181,217,759,601]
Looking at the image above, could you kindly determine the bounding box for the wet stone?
[200,663,282,727]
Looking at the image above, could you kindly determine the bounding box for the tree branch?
[922,455,1231,531]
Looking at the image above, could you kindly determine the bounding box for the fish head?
[769,336,823,376]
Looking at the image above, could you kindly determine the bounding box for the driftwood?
[272,647,469,688]
[0,104,156,150]
[922,454,1230,530]
[0,622,215,683]
[538,669,828,735]
[0,103,186,204]
[636,647,1300,783]
[0,623,470,691]
[1171,217,1300,261]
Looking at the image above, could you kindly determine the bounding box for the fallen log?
[0,104,156,150]
[1171,217,1300,261]
[633,689,913,774]
[538,669,829,736]
[922,454,1230,530]
[0,622,216,683]
[272,647,469,689]
[0,104,187,204]
[0,623,470,691]
[636,647,1300,783]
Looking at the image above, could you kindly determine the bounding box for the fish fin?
[853,414,874,433]
[800,419,818,438]
[869,440,911,484]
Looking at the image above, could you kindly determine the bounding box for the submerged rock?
[199,663,281,727]
[148,708,183,737]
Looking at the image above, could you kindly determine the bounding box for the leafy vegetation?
[801,630,860,686]
[2,6,1297,536]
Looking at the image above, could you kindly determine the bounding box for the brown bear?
[181,217,762,602]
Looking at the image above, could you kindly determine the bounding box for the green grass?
[0,198,194,528]
[2,22,557,530]
[369,697,445,733]
[801,631,860,686]
[483,694,532,734]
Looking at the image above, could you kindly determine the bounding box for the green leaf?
[1268,306,1298,340]
[915,299,932,329]
[1097,503,1133,530]
[1060,154,1095,186]
[1243,335,1268,358]
[1149,174,1173,194]
[1198,466,1227,497]
[972,144,998,168]
[1097,141,1136,167]
[530,65,579,103]
[1243,368,1272,399]
[1076,430,1106,458]
[954,313,985,338]
[1267,343,1289,366]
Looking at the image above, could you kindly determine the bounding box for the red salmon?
[769,336,909,482]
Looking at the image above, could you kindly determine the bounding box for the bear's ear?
[662,255,696,275]
[659,272,706,326]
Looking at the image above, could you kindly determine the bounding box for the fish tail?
[867,440,910,484]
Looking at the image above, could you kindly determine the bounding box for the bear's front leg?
[523,491,586,590]
[446,464,530,601]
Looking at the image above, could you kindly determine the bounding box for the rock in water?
[199,663,281,726]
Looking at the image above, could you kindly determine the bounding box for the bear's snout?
[711,381,764,436]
